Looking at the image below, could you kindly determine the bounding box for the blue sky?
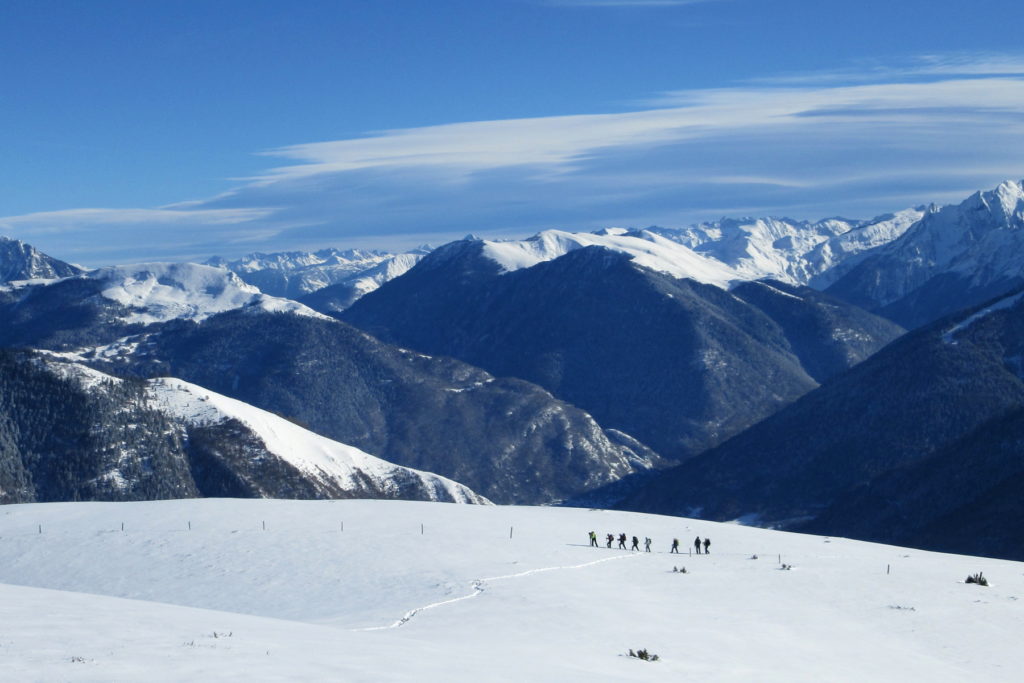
[3,0,1024,265]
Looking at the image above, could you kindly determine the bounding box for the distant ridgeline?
[3,180,1024,560]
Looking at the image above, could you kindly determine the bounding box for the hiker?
[589,531,599,547]
[644,537,652,553]
[631,535,640,551]
[694,536,702,554]
[671,538,680,553]
[606,533,614,548]
[703,537,711,554]
[618,533,627,549]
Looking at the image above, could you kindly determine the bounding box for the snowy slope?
[1,499,1022,681]
[480,229,742,287]
[40,360,488,504]
[208,247,430,301]
[87,262,330,324]
[146,377,488,504]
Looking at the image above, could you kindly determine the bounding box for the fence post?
[509,526,514,539]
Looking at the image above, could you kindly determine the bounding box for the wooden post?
[188,521,191,531]
[509,526,514,539]
[421,523,424,535]
[121,522,124,531]
[38,524,41,534]
[262,520,266,531]
[887,564,890,575]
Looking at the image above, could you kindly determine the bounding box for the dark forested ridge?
[619,287,1024,559]
[0,349,196,503]
[0,349,488,504]
[0,277,146,350]
[96,310,661,504]
[343,242,904,460]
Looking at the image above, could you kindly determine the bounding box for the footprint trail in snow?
[356,553,640,631]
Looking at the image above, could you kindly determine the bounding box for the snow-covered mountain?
[87,262,329,324]
[478,228,741,287]
[207,246,430,308]
[652,210,924,287]
[827,180,1024,327]
[0,234,84,283]
[343,241,904,460]
[461,208,923,292]
[2,499,1022,681]
[0,262,329,350]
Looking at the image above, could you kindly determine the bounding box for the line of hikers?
[588,531,711,554]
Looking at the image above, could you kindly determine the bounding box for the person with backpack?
[589,531,599,547]
[694,536,702,554]
[606,533,614,548]
[644,537,652,553]
[631,535,640,551]
[670,538,680,553]
[703,537,711,554]
[618,533,627,549]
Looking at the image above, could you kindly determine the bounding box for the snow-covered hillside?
[208,246,430,303]
[40,360,487,504]
[88,262,329,324]
[1,500,1021,681]
[146,376,488,504]
[480,229,741,287]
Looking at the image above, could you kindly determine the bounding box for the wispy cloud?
[4,54,1024,266]
[746,52,1024,87]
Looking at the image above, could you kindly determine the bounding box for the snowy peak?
[0,235,84,283]
[479,228,741,288]
[906,179,1024,268]
[825,180,1024,325]
[970,179,1024,228]
[86,262,329,324]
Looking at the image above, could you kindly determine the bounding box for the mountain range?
[4,179,1024,559]
[343,241,903,459]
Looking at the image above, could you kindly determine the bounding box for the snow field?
[1,499,1023,681]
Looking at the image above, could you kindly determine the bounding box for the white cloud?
[747,52,1024,86]
[4,55,1024,266]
